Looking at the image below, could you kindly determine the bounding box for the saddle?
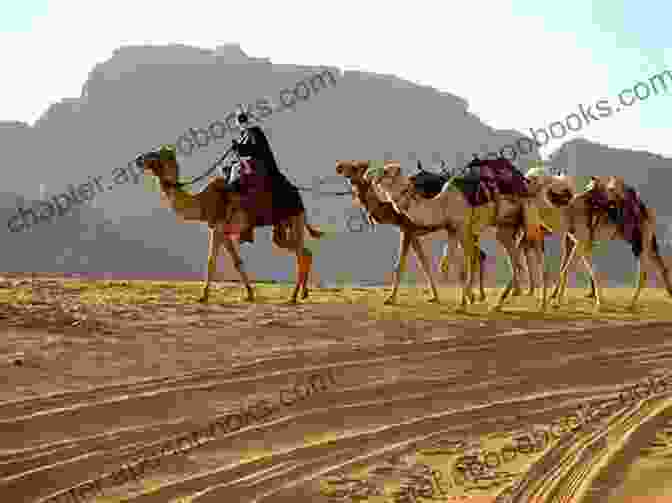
[451,157,530,208]
[587,182,648,256]
[409,162,452,198]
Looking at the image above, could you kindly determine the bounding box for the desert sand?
[1,275,672,502]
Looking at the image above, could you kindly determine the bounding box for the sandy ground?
[1,275,672,502]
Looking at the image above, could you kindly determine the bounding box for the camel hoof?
[301,289,309,300]
[592,305,602,314]
[286,298,298,305]
[455,306,468,313]
[489,305,503,314]
[511,288,523,297]
[552,302,561,310]
[526,289,535,297]
[384,296,396,305]
[198,294,208,304]
[585,292,596,299]
[627,304,639,313]
[537,303,547,313]
[427,297,440,304]
[478,293,488,303]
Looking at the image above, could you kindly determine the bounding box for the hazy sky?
[2,0,670,159]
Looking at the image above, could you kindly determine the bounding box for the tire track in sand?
[4,320,672,502]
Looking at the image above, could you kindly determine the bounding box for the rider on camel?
[225,110,306,243]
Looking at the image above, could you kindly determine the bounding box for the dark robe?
[233,126,305,226]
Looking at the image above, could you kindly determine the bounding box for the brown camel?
[336,160,488,304]
[552,175,672,311]
[137,148,323,304]
[367,163,546,311]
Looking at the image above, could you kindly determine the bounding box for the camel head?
[335,160,371,183]
[335,160,373,205]
[135,145,180,186]
[363,161,409,204]
[584,175,611,193]
[605,175,626,202]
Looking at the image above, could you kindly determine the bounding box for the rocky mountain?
[2,44,670,286]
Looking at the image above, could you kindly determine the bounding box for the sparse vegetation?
[2,278,670,322]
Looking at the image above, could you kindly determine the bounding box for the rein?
[173,145,238,188]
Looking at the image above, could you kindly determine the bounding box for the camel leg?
[535,240,548,312]
[549,235,565,300]
[490,226,524,312]
[511,231,524,297]
[553,232,578,308]
[628,255,647,312]
[463,234,478,305]
[292,247,312,303]
[549,234,576,307]
[476,247,487,302]
[298,217,312,301]
[300,254,311,300]
[628,225,657,311]
[199,226,223,303]
[511,241,526,297]
[524,245,537,296]
[221,235,255,302]
[550,234,574,299]
[440,238,457,275]
[455,230,474,312]
[410,235,440,303]
[386,231,413,305]
[574,240,603,312]
[298,246,312,301]
[584,256,597,298]
[650,235,672,297]
[289,214,310,304]
[555,233,597,300]
[465,233,480,306]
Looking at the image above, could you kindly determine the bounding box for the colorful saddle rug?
[588,183,648,257]
[446,158,530,207]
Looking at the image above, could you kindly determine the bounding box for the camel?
[335,160,488,304]
[522,171,594,298]
[366,163,547,311]
[136,147,323,304]
[550,175,672,311]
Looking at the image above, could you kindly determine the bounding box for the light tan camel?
[552,175,672,312]
[336,160,488,304]
[366,163,546,311]
[522,172,588,298]
[137,148,323,304]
